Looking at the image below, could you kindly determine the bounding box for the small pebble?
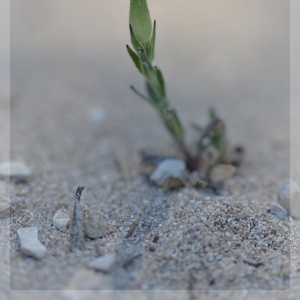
[0,161,31,179]
[86,253,116,273]
[210,164,236,183]
[53,210,71,231]
[270,203,287,220]
[278,179,300,219]
[150,158,186,186]
[84,211,108,238]
[0,203,10,218]
[17,227,47,259]
[149,242,156,251]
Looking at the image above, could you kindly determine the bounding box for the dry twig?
[125,210,143,238]
[70,185,85,251]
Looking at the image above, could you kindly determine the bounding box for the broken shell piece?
[53,210,71,231]
[162,177,185,192]
[17,227,46,259]
[150,158,186,186]
[86,253,116,273]
[84,211,108,238]
[209,164,236,184]
[139,152,177,175]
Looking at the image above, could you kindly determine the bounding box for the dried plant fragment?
[70,185,85,251]
[125,210,143,238]
[162,177,185,192]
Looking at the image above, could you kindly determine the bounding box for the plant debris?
[70,185,85,251]
[125,209,143,238]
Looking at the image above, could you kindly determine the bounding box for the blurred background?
[0,0,9,162]
[7,0,291,173]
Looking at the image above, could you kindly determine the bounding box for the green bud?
[129,0,152,44]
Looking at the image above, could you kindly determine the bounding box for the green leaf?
[209,107,218,120]
[130,24,142,53]
[146,81,159,102]
[155,66,165,97]
[130,0,152,44]
[126,45,142,73]
[160,110,185,143]
[145,20,156,62]
[130,85,158,109]
[140,48,156,82]
[209,120,226,152]
[191,123,203,132]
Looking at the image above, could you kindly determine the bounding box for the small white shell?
[53,210,71,231]
[150,158,186,186]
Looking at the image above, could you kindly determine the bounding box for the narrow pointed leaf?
[155,66,165,97]
[160,111,185,143]
[130,24,143,53]
[130,0,152,44]
[191,123,203,132]
[145,42,154,63]
[209,107,218,120]
[151,20,156,53]
[145,20,156,62]
[209,120,226,152]
[140,49,156,81]
[146,81,159,103]
[126,45,142,73]
[130,85,158,109]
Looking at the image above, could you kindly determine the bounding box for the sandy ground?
[1,0,300,299]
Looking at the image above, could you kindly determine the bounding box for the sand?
[1,1,299,299]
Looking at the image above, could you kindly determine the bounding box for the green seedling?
[127,0,226,171]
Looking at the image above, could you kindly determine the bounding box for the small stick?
[125,210,143,238]
[70,185,85,251]
[113,148,130,183]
